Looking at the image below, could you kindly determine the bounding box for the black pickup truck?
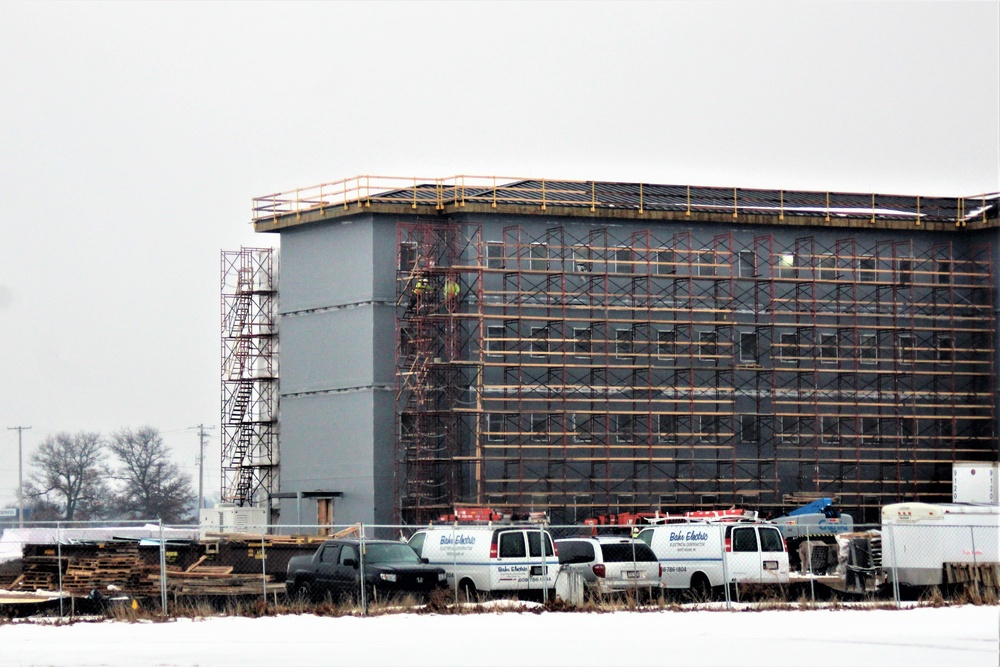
[285,538,447,602]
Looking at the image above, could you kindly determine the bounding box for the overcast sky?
[1,2,997,512]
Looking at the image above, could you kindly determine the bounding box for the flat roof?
[253,175,1000,233]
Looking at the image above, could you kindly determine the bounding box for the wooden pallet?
[945,562,999,588]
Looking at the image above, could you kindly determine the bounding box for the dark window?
[486,242,505,270]
[529,243,548,271]
[859,255,875,280]
[615,246,634,274]
[486,413,504,442]
[896,257,913,285]
[822,415,839,441]
[699,251,716,277]
[339,545,357,565]
[738,250,755,278]
[408,533,425,556]
[759,528,784,553]
[820,333,838,362]
[616,329,634,356]
[699,414,719,438]
[782,415,800,441]
[574,245,592,273]
[936,260,951,284]
[740,415,760,443]
[557,540,595,564]
[656,249,675,275]
[897,335,915,363]
[531,327,549,356]
[780,332,799,362]
[529,414,548,442]
[732,527,758,552]
[860,334,877,364]
[937,336,953,362]
[499,532,526,558]
[600,543,658,562]
[658,329,676,361]
[740,332,758,363]
[700,331,718,358]
[657,414,677,442]
[574,328,592,355]
[320,545,340,564]
[527,532,554,557]
[400,413,416,441]
[399,242,417,272]
[485,325,505,356]
[819,254,836,281]
[615,414,635,442]
[574,415,594,443]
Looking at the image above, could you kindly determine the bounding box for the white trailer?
[881,502,999,587]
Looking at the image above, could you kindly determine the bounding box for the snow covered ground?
[1,605,997,667]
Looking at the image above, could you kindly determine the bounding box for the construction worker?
[443,275,460,311]
[409,274,430,309]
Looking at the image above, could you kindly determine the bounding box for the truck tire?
[293,580,313,603]
[688,573,711,602]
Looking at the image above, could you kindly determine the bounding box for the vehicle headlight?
[438,572,447,581]
[379,573,397,582]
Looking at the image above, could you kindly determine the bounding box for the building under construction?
[231,176,999,527]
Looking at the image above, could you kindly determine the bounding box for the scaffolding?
[395,224,995,525]
[221,248,279,507]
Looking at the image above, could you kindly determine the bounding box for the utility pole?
[191,424,215,513]
[7,426,31,529]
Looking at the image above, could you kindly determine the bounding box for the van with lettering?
[407,524,558,599]
[635,522,790,597]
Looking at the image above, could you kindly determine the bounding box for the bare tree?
[108,426,194,522]
[25,431,111,520]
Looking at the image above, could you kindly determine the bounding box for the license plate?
[625,571,644,579]
[763,561,778,570]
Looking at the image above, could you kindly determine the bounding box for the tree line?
[20,427,196,523]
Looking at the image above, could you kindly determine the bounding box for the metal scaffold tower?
[221,248,279,507]
[395,221,995,524]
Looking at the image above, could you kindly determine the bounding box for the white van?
[636,522,790,595]
[408,524,559,598]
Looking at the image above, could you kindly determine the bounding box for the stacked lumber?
[945,562,999,588]
[162,559,279,596]
[59,547,160,597]
[14,556,66,592]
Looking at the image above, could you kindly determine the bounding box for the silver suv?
[556,537,661,598]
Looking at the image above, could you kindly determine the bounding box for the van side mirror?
[420,557,429,564]
[344,558,358,569]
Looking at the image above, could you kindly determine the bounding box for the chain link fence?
[1,519,996,618]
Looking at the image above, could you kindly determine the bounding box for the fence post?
[969,525,978,592]
[806,535,815,604]
[720,524,731,609]
[539,521,548,604]
[56,521,64,620]
[888,522,901,608]
[261,531,268,605]
[359,524,367,615]
[159,519,168,616]
[452,522,458,605]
